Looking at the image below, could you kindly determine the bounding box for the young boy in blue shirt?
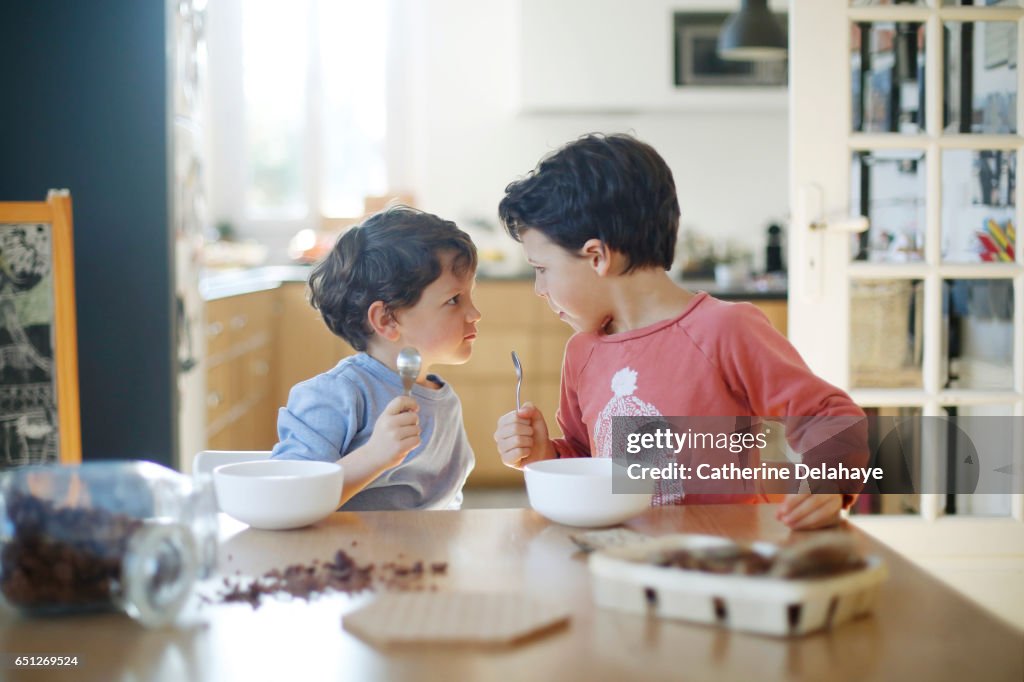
[271,206,480,510]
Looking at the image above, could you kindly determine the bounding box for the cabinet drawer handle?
[230,315,248,330]
[206,391,222,409]
[206,321,224,337]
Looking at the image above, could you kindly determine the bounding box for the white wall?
[403,0,790,272]
[207,0,790,268]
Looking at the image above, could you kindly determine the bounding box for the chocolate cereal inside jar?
[0,461,216,626]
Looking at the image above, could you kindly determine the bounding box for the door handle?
[810,216,869,232]
[805,182,869,233]
[801,183,870,300]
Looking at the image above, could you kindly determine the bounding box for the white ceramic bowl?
[523,458,652,528]
[212,460,344,530]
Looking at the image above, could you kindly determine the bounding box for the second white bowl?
[213,460,344,530]
[524,458,652,528]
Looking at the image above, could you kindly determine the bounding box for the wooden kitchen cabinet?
[204,283,355,453]
[273,282,356,410]
[751,299,787,336]
[203,279,567,487]
[203,278,785,488]
[449,285,787,485]
[204,288,280,451]
[444,280,573,487]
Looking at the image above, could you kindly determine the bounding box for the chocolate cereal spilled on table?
[207,550,449,610]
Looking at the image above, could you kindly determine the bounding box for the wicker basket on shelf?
[850,280,922,388]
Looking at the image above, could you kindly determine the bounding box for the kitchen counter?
[2,506,1019,681]
[199,265,310,301]
[197,271,788,465]
[678,277,788,301]
[199,267,788,302]
[198,265,538,301]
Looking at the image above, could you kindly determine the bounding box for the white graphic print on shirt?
[592,367,683,505]
[593,368,660,457]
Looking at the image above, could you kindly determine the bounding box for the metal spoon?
[511,351,523,411]
[397,347,421,396]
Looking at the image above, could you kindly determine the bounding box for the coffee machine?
[765,223,784,273]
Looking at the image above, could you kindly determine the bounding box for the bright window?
[242,1,310,217]
[317,1,389,218]
[219,0,390,224]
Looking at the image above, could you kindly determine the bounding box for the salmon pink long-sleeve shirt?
[549,292,867,505]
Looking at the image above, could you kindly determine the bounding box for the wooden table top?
[1,505,1021,682]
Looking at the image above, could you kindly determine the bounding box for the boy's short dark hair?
[309,206,477,351]
[498,133,680,272]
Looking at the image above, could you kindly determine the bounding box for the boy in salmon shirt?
[493,133,867,530]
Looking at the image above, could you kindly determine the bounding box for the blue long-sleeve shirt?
[270,353,474,510]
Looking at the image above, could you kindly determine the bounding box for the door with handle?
[788,0,1023,564]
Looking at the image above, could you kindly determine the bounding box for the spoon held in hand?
[397,347,422,396]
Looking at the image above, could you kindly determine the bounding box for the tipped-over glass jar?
[0,461,217,627]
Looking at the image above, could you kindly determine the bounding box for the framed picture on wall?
[673,12,788,87]
[0,190,81,467]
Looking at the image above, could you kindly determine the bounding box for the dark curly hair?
[308,206,477,351]
[498,133,680,273]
